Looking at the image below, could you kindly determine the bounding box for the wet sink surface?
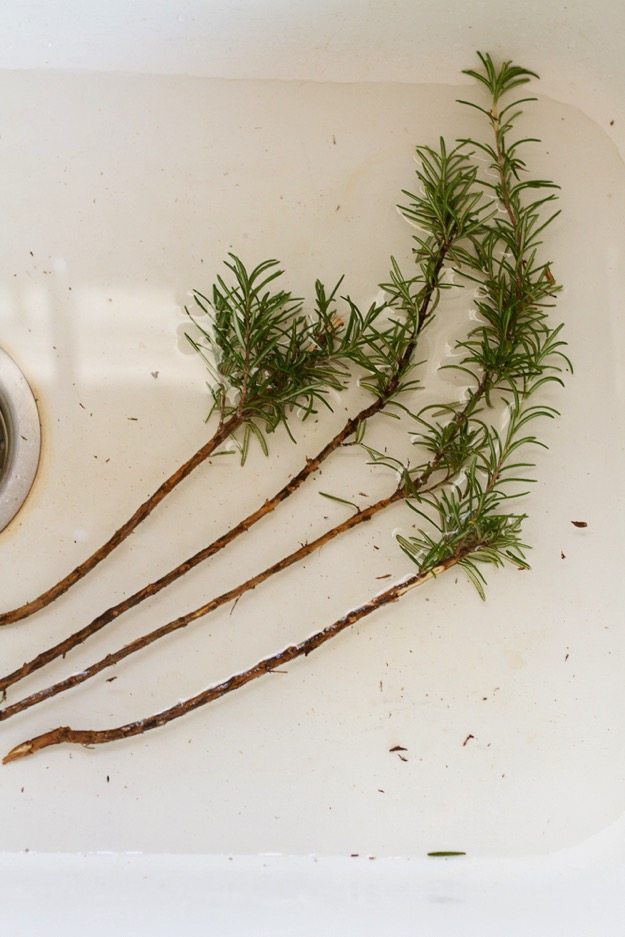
[0,70,624,858]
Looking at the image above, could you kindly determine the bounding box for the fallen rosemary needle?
[0,140,486,695]
[2,52,570,762]
[427,852,467,858]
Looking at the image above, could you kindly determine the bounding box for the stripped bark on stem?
[2,557,460,764]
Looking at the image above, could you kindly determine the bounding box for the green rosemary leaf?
[246,421,269,458]
[455,99,492,117]
[319,492,360,514]
[391,52,567,599]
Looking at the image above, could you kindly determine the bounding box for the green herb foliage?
[395,52,569,596]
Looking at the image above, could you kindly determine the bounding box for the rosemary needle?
[427,852,467,858]
[2,560,459,764]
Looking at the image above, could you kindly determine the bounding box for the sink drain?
[0,348,41,532]
[0,406,8,474]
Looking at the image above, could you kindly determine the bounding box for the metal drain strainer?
[0,406,8,475]
[0,348,41,532]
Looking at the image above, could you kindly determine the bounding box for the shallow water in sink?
[0,70,624,858]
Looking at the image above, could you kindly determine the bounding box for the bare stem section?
[0,489,401,720]
[2,558,460,764]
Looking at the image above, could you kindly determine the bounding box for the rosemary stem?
[0,372,519,758]
[0,490,400,719]
[489,106,518,230]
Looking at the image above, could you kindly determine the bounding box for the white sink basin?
[0,2,624,934]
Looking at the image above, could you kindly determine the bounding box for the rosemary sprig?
[2,53,568,761]
[0,141,485,695]
[0,257,363,627]
[186,255,350,456]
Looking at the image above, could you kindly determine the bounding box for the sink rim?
[0,347,41,532]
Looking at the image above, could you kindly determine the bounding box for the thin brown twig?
[2,553,466,764]
[1,362,510,758]
[489,106,518,229]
